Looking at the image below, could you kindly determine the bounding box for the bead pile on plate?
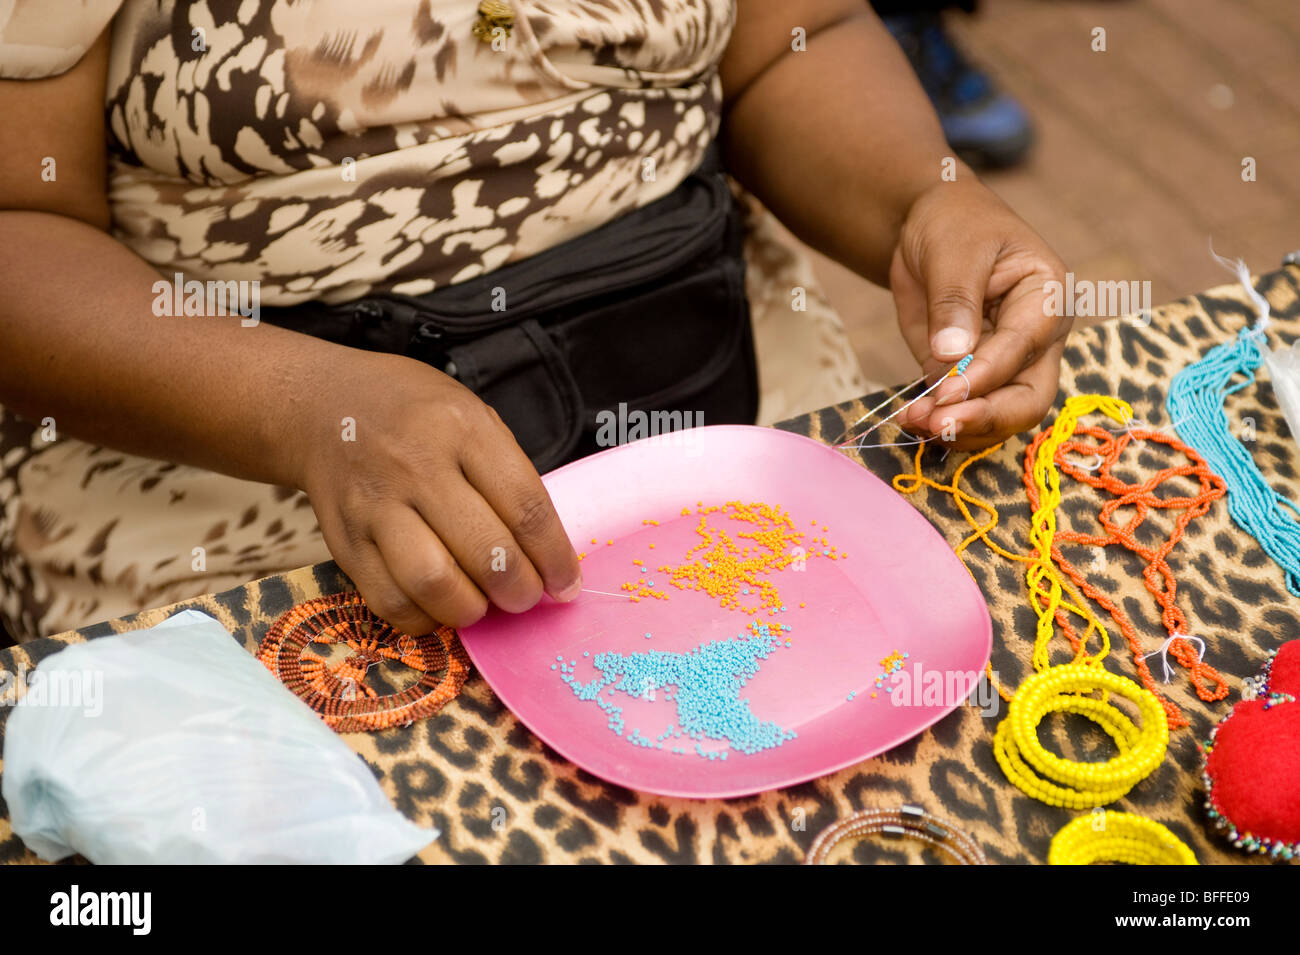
[617,501,842,615]
[557,634,796,758]
[557,499,851,760]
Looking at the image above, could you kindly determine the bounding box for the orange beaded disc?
[257,592,471,733]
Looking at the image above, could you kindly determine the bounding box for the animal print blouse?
[0,0,732,304]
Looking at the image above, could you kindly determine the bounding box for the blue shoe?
[883,14,1033,168]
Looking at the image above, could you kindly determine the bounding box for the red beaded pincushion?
[1202,640,1300,860]
[257,592,470,733]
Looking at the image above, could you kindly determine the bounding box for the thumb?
[923,246,991,361]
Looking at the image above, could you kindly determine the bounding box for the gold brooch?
[473,0,514,43]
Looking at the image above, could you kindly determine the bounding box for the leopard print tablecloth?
[4,266,1298,865]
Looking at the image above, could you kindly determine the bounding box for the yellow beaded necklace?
[1049,811,1197,865]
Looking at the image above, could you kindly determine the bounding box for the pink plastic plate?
[459,425,991,798]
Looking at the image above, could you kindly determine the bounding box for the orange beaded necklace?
[1023,420,1230,729]
[894,410,1229,729]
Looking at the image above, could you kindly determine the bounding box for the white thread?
[1106,413,1192,440]
[1069,453,1106,472]
[1151,414,1192,438]
[1111,407,1146,436]
[1243,320,1271,341]
[1209,239,1271,334]
[955,371,972,403]
[836,373,928,444]
[843,437,932,451]
[837,368,958,448]
[580,588,632,599]
[843,426,933,452]
[1141,632,1205,684]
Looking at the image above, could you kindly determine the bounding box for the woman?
[0,1,1069,642]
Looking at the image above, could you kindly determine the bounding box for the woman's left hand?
[891,179,1071,450]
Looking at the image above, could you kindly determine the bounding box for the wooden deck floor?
[813,0,1300,388]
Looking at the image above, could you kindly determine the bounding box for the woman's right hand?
[288,350,582,636]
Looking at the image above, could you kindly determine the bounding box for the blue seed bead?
[551,629,795,758]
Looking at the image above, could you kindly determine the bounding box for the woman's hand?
[892,179,1071,449]
[288,351,582,636]
[718,5,1070,449]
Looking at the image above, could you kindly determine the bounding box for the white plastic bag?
[2,609,436,864]
[1265,339,1300,445]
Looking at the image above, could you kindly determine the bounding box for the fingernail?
[932,327,972,359]
[555,575,583,602]
[934,387,962,408]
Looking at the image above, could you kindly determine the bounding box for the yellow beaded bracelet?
[993,664,1169,809]
[1049,810,1197,865]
